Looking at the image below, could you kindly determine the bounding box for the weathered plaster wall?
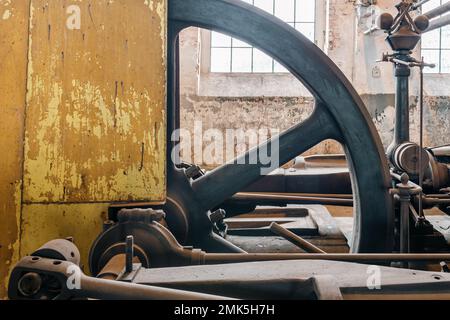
[179,0,450,168]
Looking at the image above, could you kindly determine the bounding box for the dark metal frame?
[166,0,394,253]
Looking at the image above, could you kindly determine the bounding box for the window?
[210,0,317,73]
[421,0,450,73]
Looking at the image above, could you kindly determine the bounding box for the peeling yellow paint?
[5,181,23,296]
[24,0,167,203]
[0,0,29,299]
[0,0,167,298]
[2,9,11,20]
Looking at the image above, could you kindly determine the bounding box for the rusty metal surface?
[23,0,167,203]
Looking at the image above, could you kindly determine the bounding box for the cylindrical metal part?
[394,64,410,146]
[270,222,326,254]
[424,1,450,19]
[391,142,429,175]
[32,239,80,266]
[425,14,450,32]
[17,273,42,297]
[97,254,126,281]
[232,193,354,206]
[78,274,235,300]
[400,195,410,255]
[204,253,450,264]
[125,235,134,273]
[413,0,431,10]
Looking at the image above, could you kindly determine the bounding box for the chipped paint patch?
[2,9,11,20]
[0,0,30,299]
[4,181,23,297]
[23,0,167,203]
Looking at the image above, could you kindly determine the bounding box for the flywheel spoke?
[192,102,341,210]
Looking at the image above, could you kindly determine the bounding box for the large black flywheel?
[165,0,394,254]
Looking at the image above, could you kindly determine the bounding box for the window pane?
[422,49,440,73]
[442,25,450,49]
[275,0,295,22]
[232,38,252,48]
[422,0,442,15]
[253,49,273,72]
[274,60,289,73]
[210,0,317,73]
[296,0,315,22]
[441,50,450,73]
[211,48,231,72]
[232,48,253,72]
[422,28,440,49]
[296,23,315,42]
[254,0,273,14]
[211,32,231,47]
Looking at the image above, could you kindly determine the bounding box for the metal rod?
[394,62,410,147]
[423,1,450,19]
[413,0,431,10]
[418,58,425,219]
[231,192,354,206]
[204,253,450,265]
[125,235,134,273]
[270,222,326,254]
[399,192,410,256]
[425,13,450,33]
[79,274,236,300]
[423,197,450,205]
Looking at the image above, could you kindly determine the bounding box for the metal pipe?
[270,222,326,254]
[392,62,410,149]
[204,253,450,265]
[125,235,134,273]
[425,13,450,32]
[231,192,354,206]
[423,197,450,205]
[399,190,411,256]
[413,0,431,10]
[78,274,236,300]
[418,59,426,219]
[423,1,450,19]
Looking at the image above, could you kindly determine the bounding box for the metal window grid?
[210,0,316,73]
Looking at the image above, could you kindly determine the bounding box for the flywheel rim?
[167,0,394,253]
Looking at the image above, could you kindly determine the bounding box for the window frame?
[197,0,326,97]
[421,0,450,74]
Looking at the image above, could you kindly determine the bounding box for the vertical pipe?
[418,59,425,218]
[125,236,134,273]
[394,62,411,146]
[400,197,410,255]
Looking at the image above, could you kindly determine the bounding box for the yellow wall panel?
[20,203,108,274]
[0,0,167,298]
[0,0,30,299]
[23,0,167,203]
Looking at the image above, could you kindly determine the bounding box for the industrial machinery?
[5,0,450,300]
